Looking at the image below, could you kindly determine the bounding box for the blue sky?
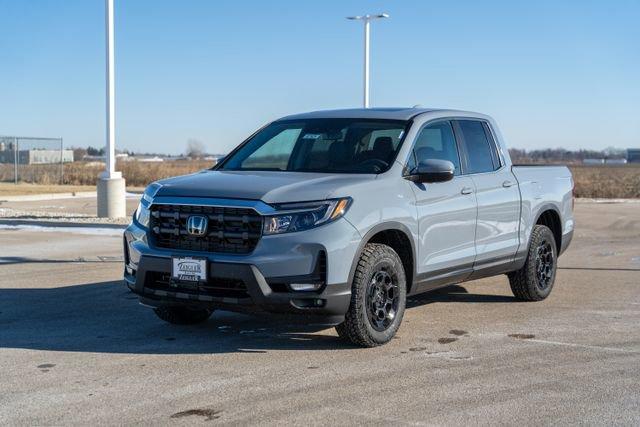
[0,0,638,154]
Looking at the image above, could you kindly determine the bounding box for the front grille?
[145,271,250,299]
[149,204,263,254]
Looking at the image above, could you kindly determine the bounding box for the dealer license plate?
[171,257,207,283]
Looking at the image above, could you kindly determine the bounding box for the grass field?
[1,161,639,198]
[571,164,640,199]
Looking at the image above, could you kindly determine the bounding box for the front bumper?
[123,218,361,324]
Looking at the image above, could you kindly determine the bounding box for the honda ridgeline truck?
[124,108,574,347]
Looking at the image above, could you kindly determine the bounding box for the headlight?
[135,201,150,228]
[134,182,161,228]
[263,198,352,235]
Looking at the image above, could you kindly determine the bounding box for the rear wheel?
[508,225,557,301]
[153,306,213,325]
[336,243,407,347]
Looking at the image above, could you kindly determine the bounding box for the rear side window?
[456,120,500,174]
[408,121,461,175]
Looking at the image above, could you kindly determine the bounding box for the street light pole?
[104,0,116,179]
[347,13,389,108]
[97,0,126,218]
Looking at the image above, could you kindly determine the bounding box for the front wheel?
[508,225,558,301]
[336,243,407,347]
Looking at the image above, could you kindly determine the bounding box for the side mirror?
[405,159,455,183]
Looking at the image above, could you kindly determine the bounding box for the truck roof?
[278,107,477,121]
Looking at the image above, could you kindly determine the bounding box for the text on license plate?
[171,257,207,282]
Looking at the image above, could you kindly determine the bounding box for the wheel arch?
[347,222,416,294]
[533,205,562,253]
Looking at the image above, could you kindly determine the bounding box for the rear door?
[453,120,520,275]
[407,120,477,291]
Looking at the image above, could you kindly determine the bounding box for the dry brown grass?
[1,161,639,198]
[569,165,640,199]
[0,160,213,188]
[0,183,96,197]
[63,160,213,187]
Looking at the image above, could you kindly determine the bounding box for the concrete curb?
[576,198,640,204]
[0,192,98,202]
[0,219,128,229]
[0,191,142,202]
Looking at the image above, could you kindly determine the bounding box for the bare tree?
[186,139,206,158]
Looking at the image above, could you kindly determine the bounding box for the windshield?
[219,118,409,174]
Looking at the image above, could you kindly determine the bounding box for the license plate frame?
[171,256,207,283]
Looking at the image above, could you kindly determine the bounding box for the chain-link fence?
[0,136,69,184]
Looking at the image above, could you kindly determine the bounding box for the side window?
[408,121,461,175]
[456,120,498,174]
[482,122,502,168]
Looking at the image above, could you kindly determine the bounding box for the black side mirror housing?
[405,159,455,183]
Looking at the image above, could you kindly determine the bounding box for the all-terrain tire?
[153,306,213,325]
[508,225,558,301]
[336,243,407,347]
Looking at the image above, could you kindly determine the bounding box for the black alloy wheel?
[366,269,400,332]
[535,239,555,290]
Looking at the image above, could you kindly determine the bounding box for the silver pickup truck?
[124,108,574,347]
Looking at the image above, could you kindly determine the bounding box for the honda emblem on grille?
[186,215,208,236]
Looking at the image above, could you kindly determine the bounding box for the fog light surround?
[289,282,323,292]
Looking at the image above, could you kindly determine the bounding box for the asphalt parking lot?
[1,200,639,425]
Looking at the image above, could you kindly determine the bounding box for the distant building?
[627,149,640,163]
[0,149,74,164]
[605,158,627,165]
[82,153,128,162]
[204,155,223,165]
[136,156,164,163]
[583,158,605,165]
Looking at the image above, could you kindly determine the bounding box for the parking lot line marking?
[527,339,638,354]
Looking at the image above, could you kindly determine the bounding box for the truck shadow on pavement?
[0,280,512,354]
[407,285,516,306]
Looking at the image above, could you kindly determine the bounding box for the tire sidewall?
[356,248,407,344]
[528,226,557,299]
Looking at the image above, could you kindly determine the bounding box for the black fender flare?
[532,203,562,228]
[346,222,417,289]
[515,203,563,263]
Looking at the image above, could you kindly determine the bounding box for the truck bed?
[511,164,574,255]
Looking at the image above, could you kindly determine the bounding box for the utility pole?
[346,13,389,108]
[97,0,126,218]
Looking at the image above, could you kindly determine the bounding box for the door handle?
[502,180,515,188]
[461,187,473,195]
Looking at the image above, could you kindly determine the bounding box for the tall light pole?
[97,0,126,218]
[346,13,389,108]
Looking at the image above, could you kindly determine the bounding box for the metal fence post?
[60,138,64,184]
[14,137,18,184]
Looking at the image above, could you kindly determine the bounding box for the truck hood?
[154,170,376,204]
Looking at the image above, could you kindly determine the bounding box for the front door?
[406,121,477,291]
